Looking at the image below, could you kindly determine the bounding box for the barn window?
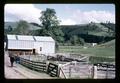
[40,47,42,51]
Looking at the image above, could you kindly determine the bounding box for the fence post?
[106,65,108,78]
[69,65,71,78]
[93,66,97,79]
[58,64,61,77]
[19,57,21,64]
[46,61,49,73]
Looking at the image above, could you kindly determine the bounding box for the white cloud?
[60,19,77,25]
[71,9,115,24]
[5,4,41,24]
[5,4,115,25]
[59,9,115,25]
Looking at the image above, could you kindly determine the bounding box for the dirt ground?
[4,51,56,79]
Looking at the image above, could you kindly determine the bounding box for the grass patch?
[58,46,115,57]
[58,40,115,63]
[89,56,115,64]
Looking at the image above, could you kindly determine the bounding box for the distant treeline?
[4,22,115,45]
[61,22,115,44]
[78,34,115,43]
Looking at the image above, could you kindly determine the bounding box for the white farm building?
[6,34,55,55]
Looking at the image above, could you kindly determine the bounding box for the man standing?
[9,51,15,67]
[15,54,20,64]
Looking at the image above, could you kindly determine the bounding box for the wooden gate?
[47,63,59,77]
[59,62,93,79]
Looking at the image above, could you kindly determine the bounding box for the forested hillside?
[4,21,115,44]
[61,22,115,43]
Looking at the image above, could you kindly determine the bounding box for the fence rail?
[17,55,115,79]
[94,63,115,79]
[19,57,47,72]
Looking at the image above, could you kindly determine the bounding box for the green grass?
[88,31,108,36]
[58,46,115,57]
[58,40,115,63]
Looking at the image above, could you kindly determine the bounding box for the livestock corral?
[7,51,115,79]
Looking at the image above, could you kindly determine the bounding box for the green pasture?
[58,40,115,63]
[58,46,115,57]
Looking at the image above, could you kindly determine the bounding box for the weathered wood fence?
[16,56,115,79]
[18,56,59,77]
[58,62,93,79]
[94,63,115,79]
[19,57,46,72]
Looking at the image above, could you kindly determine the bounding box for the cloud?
[5,4,115,25]
[71,9,115,24]
[60,19,77,25]
[5,4,41,24]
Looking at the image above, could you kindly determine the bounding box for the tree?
[70,35,85,45]
[39,8,64,43]
[13,20,30,35]
[79,37,85,46]
[70,35,79,45]
[8,25,13,32]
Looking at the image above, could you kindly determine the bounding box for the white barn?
[6,34,55,55]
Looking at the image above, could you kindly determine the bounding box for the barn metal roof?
[34,36,55,42]
[17,35,34,41]
[7,35,16,40]
[7,34,55,42]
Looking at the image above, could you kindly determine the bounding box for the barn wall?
[8,40,34,50]
[43,42,55,54]
[34,42,43,54]
[34,41,55,54]
[7,39,55,55]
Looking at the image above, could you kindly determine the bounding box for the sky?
[5,4,115,25]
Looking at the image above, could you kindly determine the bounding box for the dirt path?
[4,52,27,79]
[4,51,56,79]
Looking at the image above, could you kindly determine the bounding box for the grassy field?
[58,40,115,63]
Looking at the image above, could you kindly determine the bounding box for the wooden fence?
[94,63,115,79]
[58,62,93,79]
[58,62,115,79]
[19,57,47,72]
[17,55,115,79]
[18,56,59,77]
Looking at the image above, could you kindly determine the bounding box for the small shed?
[92,43,97,47]
[6,34,55,55]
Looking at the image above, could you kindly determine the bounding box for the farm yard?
[4,4,115,79]
[4,35,115,79]
[6,53,115,79]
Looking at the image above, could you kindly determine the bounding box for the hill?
[98,39,115,48]
[4,22,115,43]
[61,22,115,43]
[61,22,115,36]
[4,22,41,31]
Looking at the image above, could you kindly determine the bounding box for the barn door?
[33,49,35,54]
